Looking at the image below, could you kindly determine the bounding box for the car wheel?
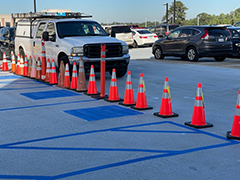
[214,56,226,62]
[154,47,164,60]
[132,40,138,48]
[186,47,199,62]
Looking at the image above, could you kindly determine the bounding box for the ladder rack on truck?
[11,11,92,38]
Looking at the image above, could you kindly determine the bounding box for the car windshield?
[137,30,152,34]
[56,21,108,38]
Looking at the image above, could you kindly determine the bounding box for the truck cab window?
[36,23,46,38]
[46,22,56,41]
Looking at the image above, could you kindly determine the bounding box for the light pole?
[173,0,176,24]
[164,3,169,32]
[34,0,37,13]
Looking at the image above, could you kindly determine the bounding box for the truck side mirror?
[42,31,49,41]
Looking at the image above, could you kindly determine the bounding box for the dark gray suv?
[152,26,232,61]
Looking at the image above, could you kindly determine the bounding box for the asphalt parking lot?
[0,47,240,180]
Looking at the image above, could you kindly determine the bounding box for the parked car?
[149,24,179,38]
[234,21,240,27]
[0,27,15,59]
[104,25,134,46]
[131,29,158,48]
[227,27,240,57]
[152,25,232,62]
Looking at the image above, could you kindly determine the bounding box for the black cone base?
[119,102,135,106]
[91,94,108,99]
[185,121,213,129]
[226,131,240,140]
[84,92,100,96]
[154,112,179,118]
[104,96,123,102]
[131,106,153,110]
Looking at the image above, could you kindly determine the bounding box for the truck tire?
[0,51,3,60]
[214,56,226,62]
[59,55,71,77]
[19,48,25,59]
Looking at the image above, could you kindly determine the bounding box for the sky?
[1,0,239,24]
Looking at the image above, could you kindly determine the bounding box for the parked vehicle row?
[0,27,15,59]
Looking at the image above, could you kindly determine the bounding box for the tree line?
[102,1,240,27]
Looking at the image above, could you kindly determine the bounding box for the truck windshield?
[56,21,108,38]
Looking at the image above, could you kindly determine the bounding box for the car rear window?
[112,26,132,33]
[207,28,230,37]
[137,30,152,34]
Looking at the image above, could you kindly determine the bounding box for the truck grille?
[84,43,122,58]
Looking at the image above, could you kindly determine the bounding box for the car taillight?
[225,27,231,38]
[140,36,148,39]
[154,35,158,38]
[201,29,209,39]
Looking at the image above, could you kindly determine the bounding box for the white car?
[131,29,158,48]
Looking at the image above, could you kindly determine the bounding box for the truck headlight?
[71,47,83,56]
[122,45,129,54]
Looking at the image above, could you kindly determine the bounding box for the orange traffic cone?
[35,57,41,80]
[10,51,16,73]
[50,59,58,85]
[30,58,37,79]
[105,68,122,102]
[227,89,240,140]
[57,61,65,88]
[64,63,70,88]
[119,71,135,106]
[154,77,178,118]
[2,52,9,71]
[70,62,78,90]
[27,56,32,77]
[20,55,24,75]
[76,58,87,92]
[131,73,153,110]
[185,83,213,128]
[45,58,51,83]
[85,65,99,95]
[23,55,28,76]
[16,54,20,75]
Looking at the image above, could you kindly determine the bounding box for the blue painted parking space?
[20,90,82,100]
[0,121,237,179]
[64,105,143,121]
[0,75,22,79]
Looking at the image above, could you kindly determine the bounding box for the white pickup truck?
[13,12,130,77]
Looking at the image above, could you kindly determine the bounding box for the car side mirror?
[42,31,49,41]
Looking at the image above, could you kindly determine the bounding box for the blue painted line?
[0,81,12,84]
[64,105,143,121]
[20,90,81,100]
[167,121,234,142]
[0,86,48,91]
[0,121,238,179]
[0,175,51,179]
[51,142,236,179]
[0,146,177,154]
[0,99,98,113]
[0,75,22,79]
[114,129,199,134]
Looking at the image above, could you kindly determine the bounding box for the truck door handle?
[33,42,35,46]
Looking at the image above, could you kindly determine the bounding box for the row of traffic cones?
[3,51,240,140]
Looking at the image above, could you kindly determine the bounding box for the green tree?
[162,1,188,25]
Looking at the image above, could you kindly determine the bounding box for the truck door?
[33,22,46,61]
[44,22,57,63]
